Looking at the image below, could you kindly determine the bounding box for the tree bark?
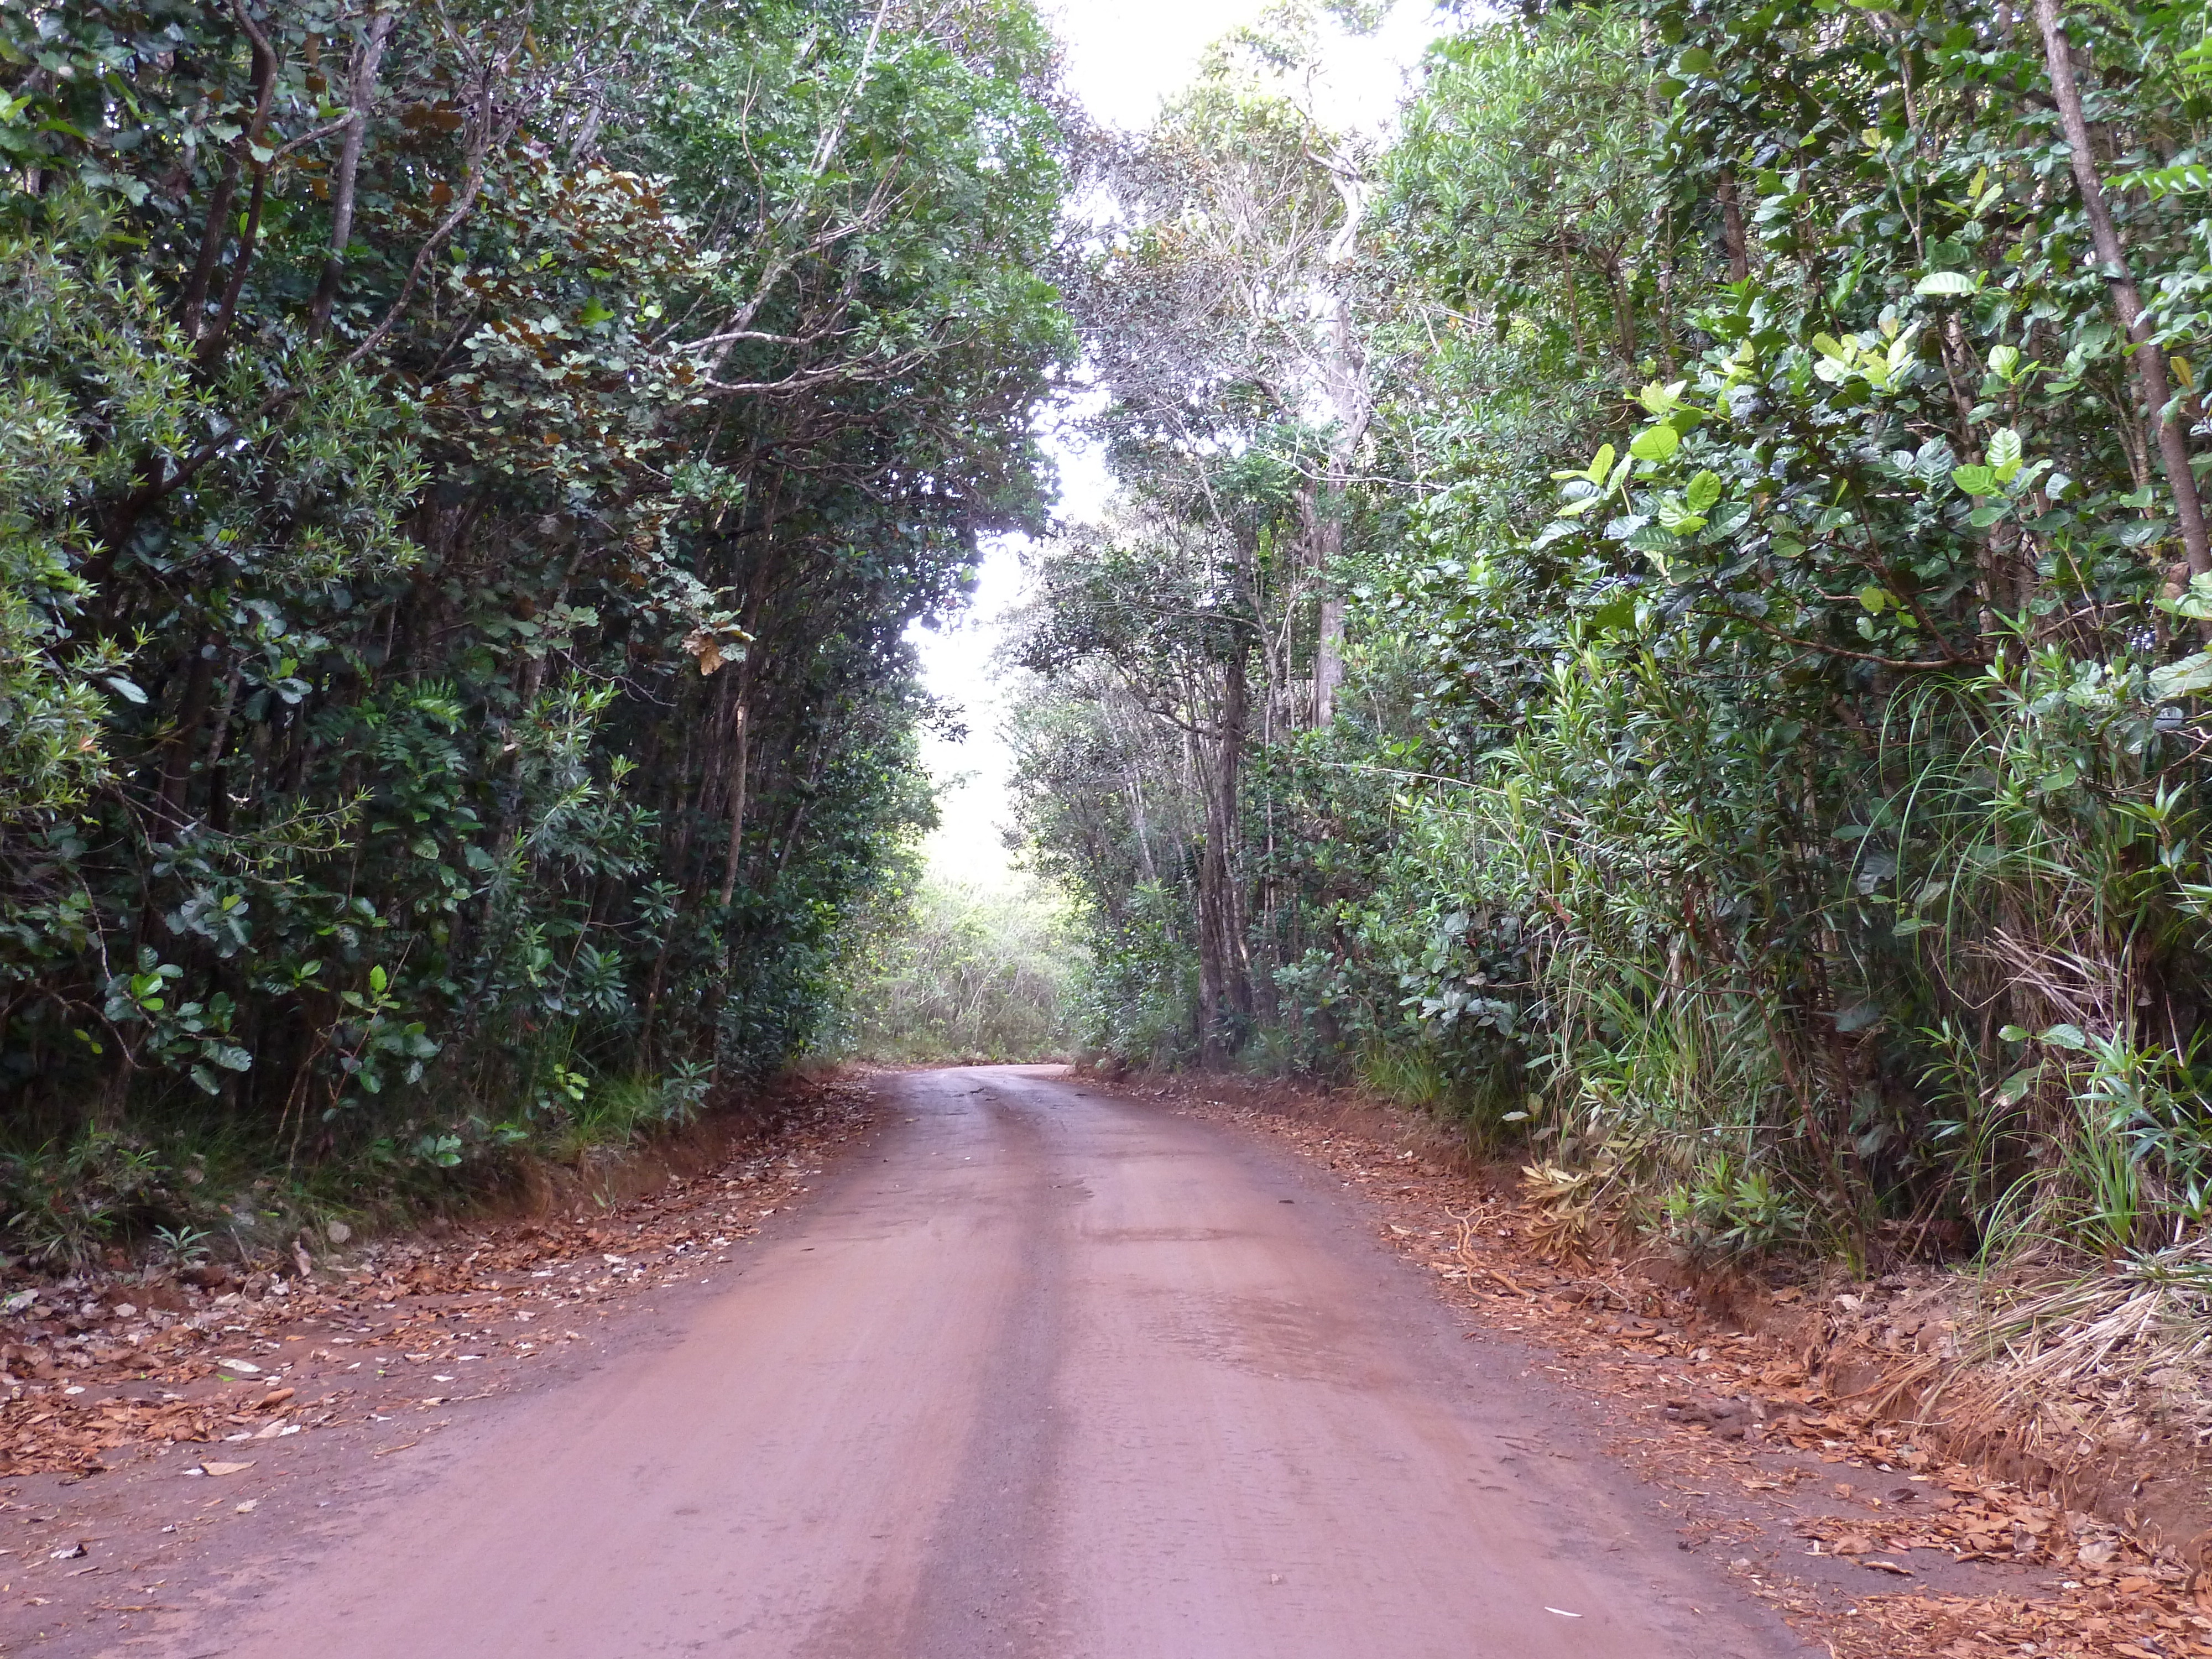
[1716,169,1751,283]
[195,1,283,369]
[716,703,752,908]
[2036,0,2211,581]
[1196,646,1253,1066]
[1312,291,1368,725]
[307,10,397,343]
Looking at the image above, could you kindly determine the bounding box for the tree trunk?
[716,703,752,907]
[1196,648,1253,1066]
[1716,169,1751,282]
[308,10,397,343]
[1312,290,1368,725]
[2035,0,2211,581]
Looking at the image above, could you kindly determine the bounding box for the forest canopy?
[0,0,1071,1258]
[1013,0,2212,1268]
[12,0,2212,1281]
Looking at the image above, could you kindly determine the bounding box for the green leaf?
[2149,653,2212,701]
[1585,443,1615,483]
[1857,585,1889,613]
[2039,1023,2089,1051]
[1629,425,1679,462]
[104,675,148,705]
[1987,427,2023,481]
[2157,575,2212,622]
[1951,464,1998,497]
[369,964,388,995]
[1684,470,1723,512]
[1590,593,1637,634]
[1914,270,1979,296]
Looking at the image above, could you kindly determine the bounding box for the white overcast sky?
[909,0,1446,889]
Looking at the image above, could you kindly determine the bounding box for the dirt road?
[199,1066,1803,1657]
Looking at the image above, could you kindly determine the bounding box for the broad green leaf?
[369,964,388,995]
[1987,427,2022,480]
[1590,594,1637,634]
[1586,442,1615,482]
[2038,1023,2089,1051]
[1629,425,1678,462]
[1684,470,1723,512]
[1914,270,1978,296]
[2149,653,2212,701]
[2157,575,2212,623]
[1857,585,1889,612]
[1951,463,1998,497]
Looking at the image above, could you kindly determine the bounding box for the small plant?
[1665,1154,1811,1262]
[150,1223,214,1266]
[2,1130,173,1267]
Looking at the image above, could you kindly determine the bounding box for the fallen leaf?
[200,1460,254,1477]
[48,1543,83,1561]
[1862,1559,1913,1576]
[215,1358,262,1375]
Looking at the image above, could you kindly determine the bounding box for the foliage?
[834,872,1077,1062]
[0,0,1073,1253]
[1015,0,2212,1271]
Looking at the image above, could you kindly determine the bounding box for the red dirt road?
[199,1066,1805,1657]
